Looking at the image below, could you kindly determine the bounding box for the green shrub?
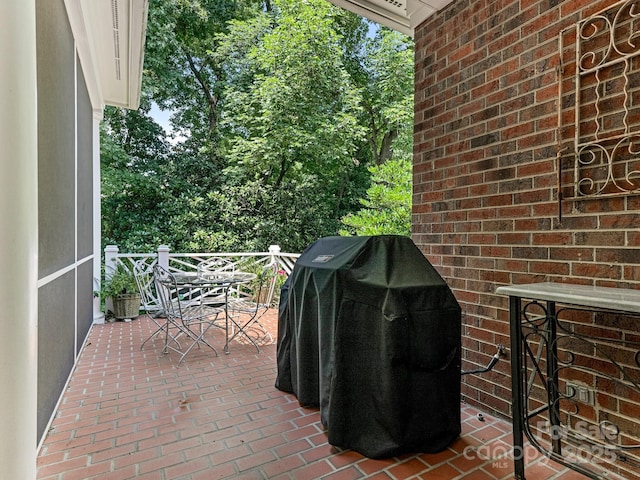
[100,263,138,299]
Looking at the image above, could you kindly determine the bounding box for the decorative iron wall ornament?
[559,0,640,201]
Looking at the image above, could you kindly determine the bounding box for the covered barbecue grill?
[276,235,461,458]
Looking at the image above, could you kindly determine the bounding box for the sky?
[149,103,188,144]
[150,103,172,133]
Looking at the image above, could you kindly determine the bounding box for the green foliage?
[100,263,139,299]
[220,0,365,187]
[100,0,415,255]
[100,107,174,251]
[340,158,412,236]
[234,258,286,306]
[143,0,264,164]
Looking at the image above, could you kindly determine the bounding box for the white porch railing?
[103,244,300,313]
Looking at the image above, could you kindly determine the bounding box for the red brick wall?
[412,0,640,419]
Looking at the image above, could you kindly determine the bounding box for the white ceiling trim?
[327,0,454,37]
[64,0,148,112]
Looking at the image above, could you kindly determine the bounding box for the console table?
[496,282,640,480]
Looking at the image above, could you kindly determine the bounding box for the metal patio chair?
[153,264,224,365]
[134,259,182,351]
[196,257,236,306]
[226,262,278,353]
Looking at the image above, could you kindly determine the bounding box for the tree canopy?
[101,0,414,254]
[340,158,412,236]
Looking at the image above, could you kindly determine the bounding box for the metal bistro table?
[496,282,640,480]
[173,271,256,354]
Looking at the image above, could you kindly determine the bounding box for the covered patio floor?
[36,310,581,480]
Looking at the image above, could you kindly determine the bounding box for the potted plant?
[237,259,278,305]
[101,262,141,321]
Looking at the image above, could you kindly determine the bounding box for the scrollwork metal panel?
[563,0,640,198]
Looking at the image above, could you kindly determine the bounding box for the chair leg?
[161,318,186,355]
[176,316,219,365]
[248,319,273,344]
[226,309,267,354]
[140,312,177,350]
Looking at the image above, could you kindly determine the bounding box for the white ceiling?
[65,0,148,112]
[326,0,455,37]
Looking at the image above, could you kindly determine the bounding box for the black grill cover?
[275,235,461,458]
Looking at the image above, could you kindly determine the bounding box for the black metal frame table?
[173,271,256,354]
[496,282,640,480]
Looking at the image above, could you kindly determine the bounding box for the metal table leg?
[546,301,562,457]
[509,295,526,480]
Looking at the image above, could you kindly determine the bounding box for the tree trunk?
[377,129,398,165]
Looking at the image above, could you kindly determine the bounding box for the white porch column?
[0,2,38,479]
[93,112,104,324]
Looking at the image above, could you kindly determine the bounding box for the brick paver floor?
[36,309,581,479]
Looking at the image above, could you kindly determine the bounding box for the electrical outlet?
[566,383,595,406]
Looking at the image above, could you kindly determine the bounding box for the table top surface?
[173,271,257,286]
[496,281,640,314]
